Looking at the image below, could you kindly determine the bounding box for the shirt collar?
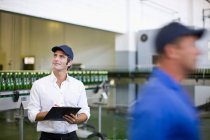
[50,71,71,82]
[151,67,181,90]
[151,67,195,108]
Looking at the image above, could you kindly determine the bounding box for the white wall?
[193,0,210,28]
[1,0,209,34]
[0,12,116,70]
[116,0,210,53]
[128,0,210,30]
[0,0,127,33]
[0,0,209,70]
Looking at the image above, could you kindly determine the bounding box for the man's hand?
[63,113,87,124]
[63,114,78,124]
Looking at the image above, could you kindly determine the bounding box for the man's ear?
[164,44,179,59]
[67,60,73,67]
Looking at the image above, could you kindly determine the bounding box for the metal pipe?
[202,8,210,28]
[203,9,205,28]
[139,0,178,14]
[19,104,24,140]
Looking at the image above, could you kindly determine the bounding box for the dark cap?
[52,45,74,60]
[155,22,205,54]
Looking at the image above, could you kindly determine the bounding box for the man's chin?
[52,67,62,71]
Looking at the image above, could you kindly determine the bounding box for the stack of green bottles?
[190,68,210,78]
[0,70,108,92]
[68,70,108,85]
[193,68,210,74]
[0,71,50,91]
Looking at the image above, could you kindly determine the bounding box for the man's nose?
[54,56,59,61]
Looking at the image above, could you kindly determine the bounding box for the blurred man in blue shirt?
[129,22,205,140]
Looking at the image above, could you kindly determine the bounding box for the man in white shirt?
[28,45,90,140]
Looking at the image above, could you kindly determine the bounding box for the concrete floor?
[0,107,127,140]
[0,108,210,140]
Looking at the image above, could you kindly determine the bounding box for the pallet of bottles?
[0,70,108,92]
[0,70,108,111]
[108,68,210,80]
[189,68,210,79]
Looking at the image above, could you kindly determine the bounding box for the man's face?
[52,50,71,71]
[175,36,200,72]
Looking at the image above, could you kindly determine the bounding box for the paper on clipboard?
[43,107,81,121]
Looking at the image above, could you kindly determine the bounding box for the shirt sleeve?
[27,82,41,122]
[77,82,90,119]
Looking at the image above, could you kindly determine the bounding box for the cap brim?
[191,29,205,39]
[52,46,62,52]
[52,46,69,56]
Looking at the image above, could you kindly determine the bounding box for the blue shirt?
[129,68,200,140]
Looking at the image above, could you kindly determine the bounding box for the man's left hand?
[63,114,78,124]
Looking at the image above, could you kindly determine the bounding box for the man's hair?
[66,58,72,70]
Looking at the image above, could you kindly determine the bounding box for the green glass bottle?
[35,71,38,80]
[29,72,33,88]
[72,70,76,79]
[94,71,99,84]
[6,72,12,91]
[37,72,41,80]
[22,72,27,89]
[14,72,18,90]
[34,72,38,81]
[68,71,73,77]
[78,71,82,81]
[1,73,6,91]
[86,70,91,85]
[90,71,95,84]
[39,72,44,79]
[26,72,30,89]
[73,70,78,79]
[82,71,87,85]
[98,71,103,83]
[31,72,36,86]
[0,72,2,91]
[18,72,23,90]
[10,72,15,91]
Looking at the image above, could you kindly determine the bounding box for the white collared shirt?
[27,72,90,134]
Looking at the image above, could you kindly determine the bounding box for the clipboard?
[43,107,81,121]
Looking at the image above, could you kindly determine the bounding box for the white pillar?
[115,0,137,71]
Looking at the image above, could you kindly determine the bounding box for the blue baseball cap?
[155,22,205,54]
[52,45,74,60]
